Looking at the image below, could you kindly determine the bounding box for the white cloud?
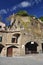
[38,0,42,2]
[35,0,38,3]
[34,0,42,4]
[0,9,7,14]
[10,1,31,12]
[10,0,42,12]
[0,0,42,14]
[7,8,10,12]
[10,6,17,11]
[20,1,31,7]
[31,0,42,6]
[35,0,39,4]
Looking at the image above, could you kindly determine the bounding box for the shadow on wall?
[0,44,4,53]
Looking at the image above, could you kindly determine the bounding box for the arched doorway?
[0,44,4,53]
[25,41,38,54]
[42,43,43,53]
[7,45,18,57]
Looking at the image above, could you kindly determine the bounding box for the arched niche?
[25,41,38,54]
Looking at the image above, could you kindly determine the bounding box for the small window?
[18,21,20,24]
[31,22,33,25]
[12,38,17,43]
[0,26,2,28]
[0,37,2,42]
[17,21,20,25]
[12,34,20,43]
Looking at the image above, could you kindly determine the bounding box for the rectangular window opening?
[0,36,2,42]
[0,26,2,28]
[12,38,17,43]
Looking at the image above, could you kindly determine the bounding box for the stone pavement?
[0,54,43,65]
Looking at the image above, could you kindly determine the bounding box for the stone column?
[37,42,42,53]
[13,48,14,57]
[20,45,25,56]
[4,47,7,57]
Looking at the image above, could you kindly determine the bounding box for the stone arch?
[7,45,18,57]
[13,33,20,38]
[7,45,18,48]
[25,41,38,54]
[0,44,4,53]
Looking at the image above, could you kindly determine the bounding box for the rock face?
[8,14,43,37]
[0,12,43,57]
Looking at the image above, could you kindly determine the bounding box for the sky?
[0,0,43,25]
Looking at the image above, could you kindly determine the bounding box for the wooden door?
[7,48,12,57]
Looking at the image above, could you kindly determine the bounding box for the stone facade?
[0,14,43,57]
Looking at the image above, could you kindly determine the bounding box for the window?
[12,38,17,43]
[0,26,2,28]
[0,36,2,42]
[18,21,20,25]
[12,34,20,43]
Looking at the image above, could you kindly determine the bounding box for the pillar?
[20,45,25,56]
[37,42,42,53]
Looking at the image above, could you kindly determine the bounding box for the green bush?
[39,16,43,21]
[16,10,28,16]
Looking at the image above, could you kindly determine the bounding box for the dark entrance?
[25,42,38,54]
[0,44,4,53]
[42,43,43,53]
[7,45,18,57]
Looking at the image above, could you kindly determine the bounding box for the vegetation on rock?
[39,16,43,21]
[16,10,28,16]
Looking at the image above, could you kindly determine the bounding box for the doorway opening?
[25,41,38,54]
[42,43,43,53]
[7,45,18,57]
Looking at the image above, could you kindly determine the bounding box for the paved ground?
[0,54,43,65]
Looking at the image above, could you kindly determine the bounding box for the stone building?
[0,14,43,57]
